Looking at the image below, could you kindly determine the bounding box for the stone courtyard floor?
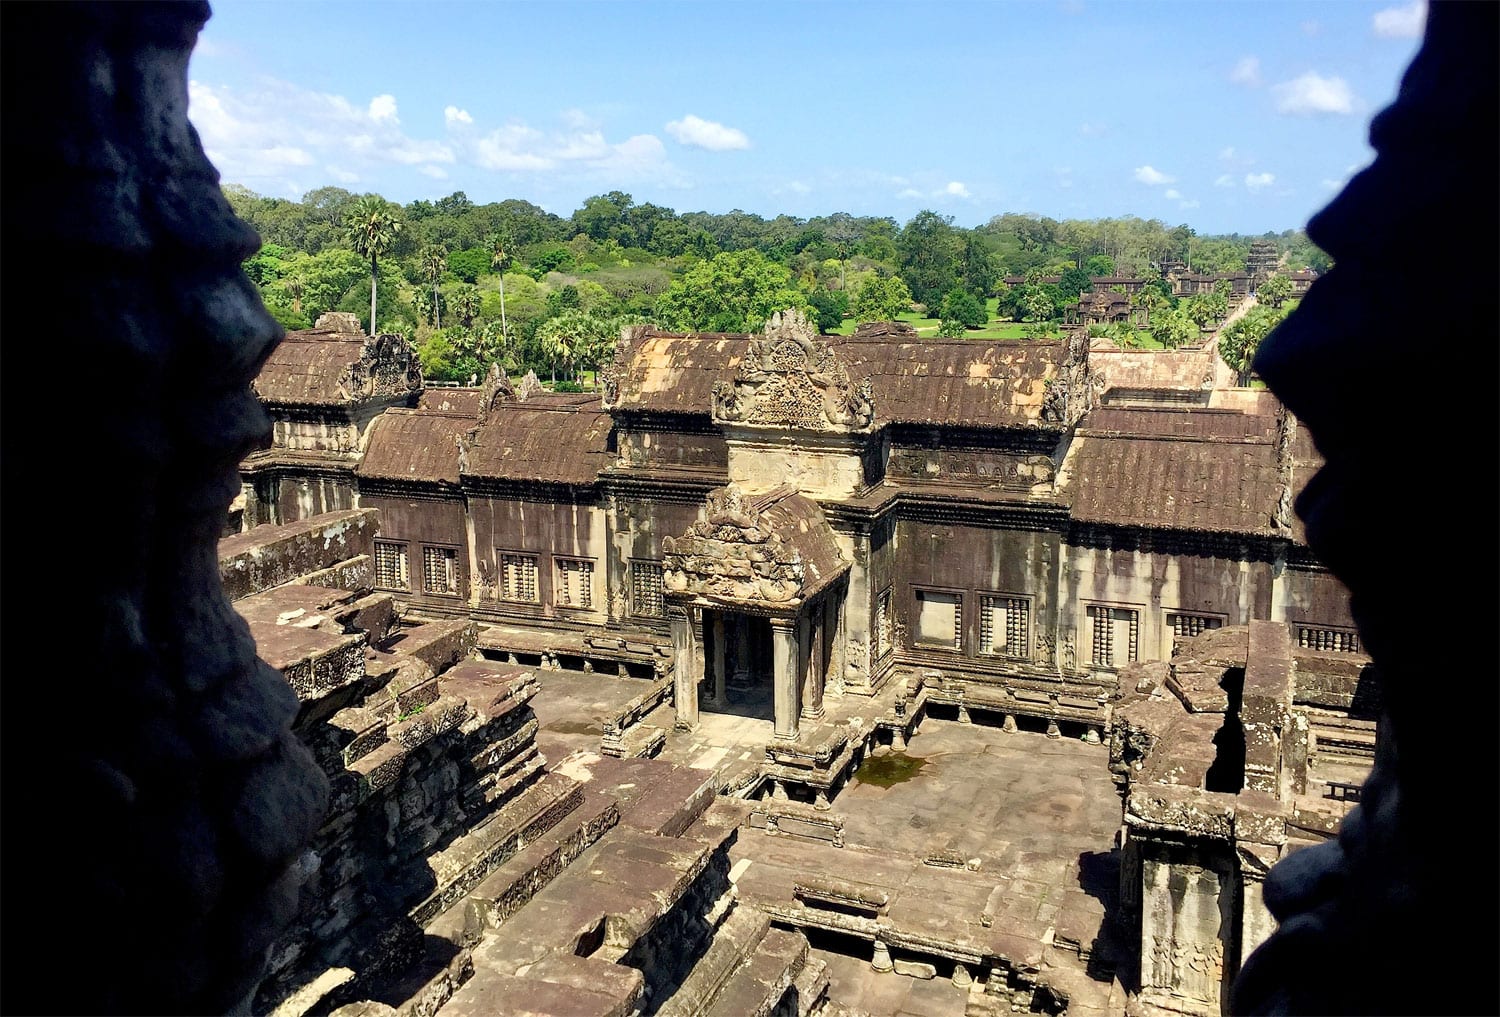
[525,666,1128,1017]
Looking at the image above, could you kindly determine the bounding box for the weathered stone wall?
[274,471,360,529]
[606,494,711,625]
[1268,560,1357,636]
[220,509,380,602]
[725,429,875,499]
[615,422,729,472]
[359,491,471,605]
[273,417,364,455]
[894,518,1063,666]
[467,492,608,624]
[1058,536,1271,671]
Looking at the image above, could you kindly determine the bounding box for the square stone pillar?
[710,611,727,706]
[1237,845,1280,969]
[802,605,825,721]
[771,617,801,740]
[670,605,701,730]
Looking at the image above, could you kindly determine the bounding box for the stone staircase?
[1308,711,1377,763]
[655,903,828,1017]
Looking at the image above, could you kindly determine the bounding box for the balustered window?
[1087,605,1139,667]
[422,546,459,596]
[499,552,539,603]
[374,541,409,591]
[980,595,1030,659]
[554,557,595,609]
[632,560,664,618]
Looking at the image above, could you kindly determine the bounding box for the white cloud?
[896,188,924,199]
[1078,121,1108,137]
[1133,165,1175,186]
[664,114,750,151]
[1218,146,1236,161]
[1164,188,1182,200]
[1178,198,1201,209]
[189,78,454,191]
[1373,0,1425,38]
[189,76,682,193]
[1214,174,1236,188]
[1274,72,1356,115]
[787,180,811,194]
[1245,172,1276,190]
[367,94,399,125]
[1230,56,1261,87]
[944,181,971,198]
[561,108,597,130]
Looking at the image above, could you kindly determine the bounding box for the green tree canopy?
[1218,304,1289,385]
[1257,273,1293,309]
[896,210,962,309]
[343,195,405,335]
[939,288,986,329]
[654,249,809,333]
[851,274,913,322]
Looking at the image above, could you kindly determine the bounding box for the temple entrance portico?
[664,484,850,741]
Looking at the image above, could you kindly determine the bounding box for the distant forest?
[227,184,1328,383]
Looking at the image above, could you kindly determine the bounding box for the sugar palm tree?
[420,243,448,329]
[486,230,512,344]
[453,285,482,329]
[343,196,404,336]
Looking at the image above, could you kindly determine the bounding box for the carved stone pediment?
[479,362,515,414]
[711,309,874,431]
[345,333,422,402]
[662,483,848,608]
[514,369,544,402]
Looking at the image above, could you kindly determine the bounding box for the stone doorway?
[701,610,774,722]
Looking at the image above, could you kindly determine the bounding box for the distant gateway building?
[239,311,1355,744]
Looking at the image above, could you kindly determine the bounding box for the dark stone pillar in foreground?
[2,3,328,1013]
[1231,2,1498,1013]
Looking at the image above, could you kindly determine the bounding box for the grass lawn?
[831,308,1059,340]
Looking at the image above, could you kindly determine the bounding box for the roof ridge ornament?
[711,308,875,431]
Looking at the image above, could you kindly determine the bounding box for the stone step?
[430,789,622,949]
[702,927,809,1017]
[655,905,773,1017]
[407,771,582,928]
[440,954,643,1017]
[788,952,829,1017]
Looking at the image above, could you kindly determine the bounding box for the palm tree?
[486,231,512,344]
[420,243,447,328]
[343,196,404,336]
[453,285,482,329]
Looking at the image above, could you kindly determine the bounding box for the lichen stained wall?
[1058,535,1271,668]
[894,518,1062,667]
[468,492,608,625]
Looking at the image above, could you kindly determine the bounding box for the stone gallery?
[226,306,1376,1017]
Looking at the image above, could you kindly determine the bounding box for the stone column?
[670,605,701,730]
[710,611,727,706]
[802,603,825,721]
[771,617,801,740]
[826,589,845,697]
[1237,845,1280,970]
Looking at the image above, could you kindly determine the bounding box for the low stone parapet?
[219,508,379,601]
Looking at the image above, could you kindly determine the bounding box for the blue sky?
[189,0,1427,235]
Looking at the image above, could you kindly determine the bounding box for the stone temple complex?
[6,2,1494,1016]
[219,304,1379,1017]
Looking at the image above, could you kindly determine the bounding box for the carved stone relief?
[711,309,874,431]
